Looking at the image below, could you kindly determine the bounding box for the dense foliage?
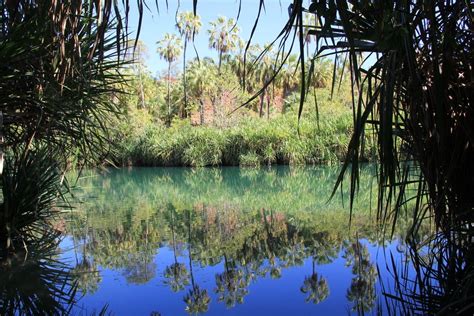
[305,0,473,313]
[1,0,472,313]
[0,1,125,251]
[111,92,367,167]
[105,16,364,167]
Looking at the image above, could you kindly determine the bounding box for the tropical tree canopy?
[157,33,183,65]
[208,16,240,70]
[176,11,202,42]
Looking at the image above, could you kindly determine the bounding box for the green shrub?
[182,128,225,167]
[239,152,261,167]
[110,100,376,167]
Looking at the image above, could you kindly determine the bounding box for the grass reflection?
[65,166,432,314]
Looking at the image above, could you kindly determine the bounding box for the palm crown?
[176,11,202,42]
[208,16,240,70]
[157,33,182,64]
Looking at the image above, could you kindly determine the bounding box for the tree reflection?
[72,254,101,295]
[343,240,378,313]
[164,205,189,292]
[215,255,249,308]
[309,233,338,266]
[165,263,189,292]
[63,167,428,313]
[260,209,287,278]
[282,237,306,268]
[183,210,210,315]
[299,234,337,305]
[71,232,102,295]
[122,252,157,284]
[184,285,211,315]
[301,272,329,304]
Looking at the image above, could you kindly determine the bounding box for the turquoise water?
[3,166,419,315]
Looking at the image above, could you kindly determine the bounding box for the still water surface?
[58,166,414,315]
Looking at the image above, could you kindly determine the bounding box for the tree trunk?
[170,209,178,264]
[266,90,271,120]
[138,64,145,109]
[218,50,223,74]
[216,49,223,124]
[259,89,266,118]
[211,96,217,124]
[199,99,205,125]
[167,62,171,127]
[182,40,188,119]
[187,211,196,289]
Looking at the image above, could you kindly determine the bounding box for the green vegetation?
[305,1,473,313]
[112,102,367,167]
[65,166,429,313]
[1,0,472,314]
[105,13,364,167]
[0,1,125,252]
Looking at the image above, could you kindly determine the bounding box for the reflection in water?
[164,204,190,292]
[215,259,249,308]
[0,239,77,315]
[300,264,329,304]
[61,166,432,314]
[72,252,102,295]
[184,210,211,314]
[165,262,190,292]
[383,228,474,315]
[300,238,334,305]
[343,241,378,313]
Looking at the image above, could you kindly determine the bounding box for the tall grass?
[112,106,374,167]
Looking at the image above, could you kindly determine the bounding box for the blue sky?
[126,0,294,76]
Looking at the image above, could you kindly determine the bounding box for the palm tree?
[164,206,190,292]
[207,16,240,73]
[184,284,211,315]
[302,13,318,57]
[187,58,217,125]
[214,255,249,308]
[157,33,182,126]
[300,271,329,304]
[165,263,190,293]
[176,11,202,119]
[343,241,378,313]
[224,37,247,87]
[278,54,300,99]
[255,44,276,119]
[282,237,305,268]
[183,210,211,314]
[310,238,337,266]
[300,237,332,305]
[125,39,149,109]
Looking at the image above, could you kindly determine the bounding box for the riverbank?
[110,108,376,167]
